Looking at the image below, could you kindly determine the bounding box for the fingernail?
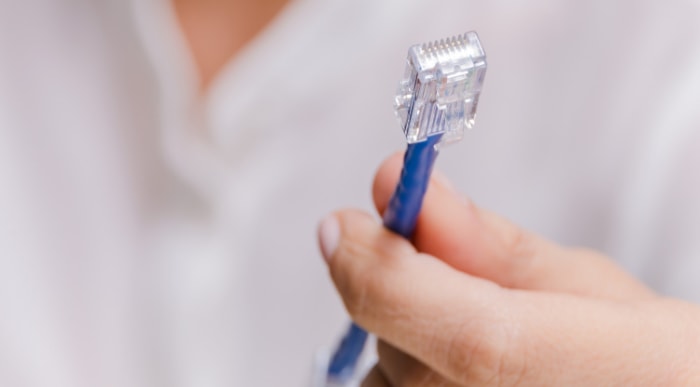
[318,215,340,263]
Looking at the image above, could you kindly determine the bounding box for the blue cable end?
[326,323,368,383]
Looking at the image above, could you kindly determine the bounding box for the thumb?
[317,209,512,384]
[372,152,653,301]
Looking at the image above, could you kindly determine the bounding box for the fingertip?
[412,169,483,269]
[318,214,340,263]
[325,209,418,327]
[372,151,404,214]
[372,147,476,214]
[430,168,458,196]
[331,209,417,268]
[371,151,483,275]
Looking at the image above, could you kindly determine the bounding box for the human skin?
[318,153,700,386]
[172,0,290,90]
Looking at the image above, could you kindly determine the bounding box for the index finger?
[371,153,653,300]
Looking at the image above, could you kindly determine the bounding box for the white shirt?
[1,0,699,386]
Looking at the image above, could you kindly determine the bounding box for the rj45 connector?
[394,32,487,145]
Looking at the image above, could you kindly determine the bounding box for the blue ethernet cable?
[326,135,441,384]
[382,134,442,237]
[324,31,487,386]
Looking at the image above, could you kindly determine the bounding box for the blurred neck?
[172,0,291,91]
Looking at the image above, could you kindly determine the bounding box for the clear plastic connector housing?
[394,31,487,145]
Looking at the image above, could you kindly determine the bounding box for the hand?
[318,153,700,386]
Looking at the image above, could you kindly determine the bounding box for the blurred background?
[1,0,699,386]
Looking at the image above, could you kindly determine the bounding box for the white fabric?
[0,0,699,385]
